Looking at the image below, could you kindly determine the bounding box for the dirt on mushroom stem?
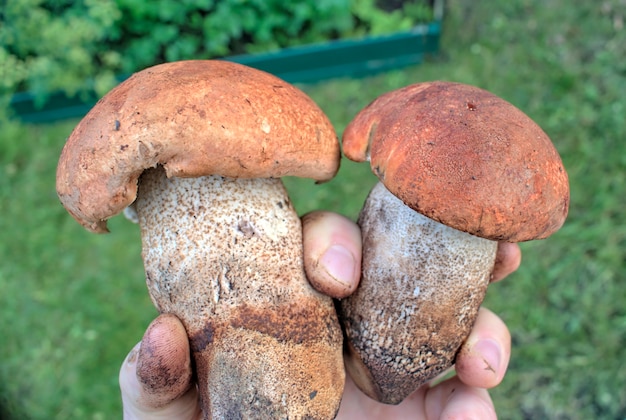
[339,182,497,404]
[133,166,344,419]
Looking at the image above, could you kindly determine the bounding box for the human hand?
[119,211,520,419]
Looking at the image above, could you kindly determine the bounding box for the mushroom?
[338,81,570,404]
[56,60,345,419]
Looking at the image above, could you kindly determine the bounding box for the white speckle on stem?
[123,204,139,223]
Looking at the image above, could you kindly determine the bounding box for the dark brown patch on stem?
[230,301,340,345]
[189,322,216,353]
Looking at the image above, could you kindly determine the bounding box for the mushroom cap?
[343,81,569,242]
[56,60,340,233]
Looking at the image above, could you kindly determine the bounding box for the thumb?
[302,211,362,299]
[119,314,200,419]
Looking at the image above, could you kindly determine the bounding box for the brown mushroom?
[338,81,569,404]
[56,60,345,419]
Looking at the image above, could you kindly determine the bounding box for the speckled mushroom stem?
[134,167,344,419]
[338,182,498,404]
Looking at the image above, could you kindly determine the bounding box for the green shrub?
[1,0,435,115]
[110,0,355,70]
[0,0,122,103]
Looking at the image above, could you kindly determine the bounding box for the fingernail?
[474,339,502,376]
[319,244,356,288]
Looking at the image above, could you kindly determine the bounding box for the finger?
[491,242,522,283]
[120,314,200,419]
[455,308,511,389]
[302,211,362,298]
[425,376,496,420]
[135,314,194,407]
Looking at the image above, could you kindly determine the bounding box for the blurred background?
[1,0,625,418]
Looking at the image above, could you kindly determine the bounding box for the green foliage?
[351,0,433,36]
[1,0,435,111]
[111,0,355,68]
[0,0,121,102]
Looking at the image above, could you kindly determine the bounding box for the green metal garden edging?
[10,22,440,124]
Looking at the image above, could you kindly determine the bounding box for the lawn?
[1,0,625,418]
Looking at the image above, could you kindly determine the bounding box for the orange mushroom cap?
[343,81,569,242]
[56,60,340,233]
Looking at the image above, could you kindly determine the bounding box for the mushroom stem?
[134,167,344,419]
[339,182,498,404]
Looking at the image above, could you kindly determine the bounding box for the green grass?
[1,0,625,418]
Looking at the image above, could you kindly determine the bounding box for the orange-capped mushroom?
[57,60,344,419]
[339,81,569,404]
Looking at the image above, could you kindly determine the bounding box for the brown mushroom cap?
[56,60,340,233]
[343,81,569,242]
